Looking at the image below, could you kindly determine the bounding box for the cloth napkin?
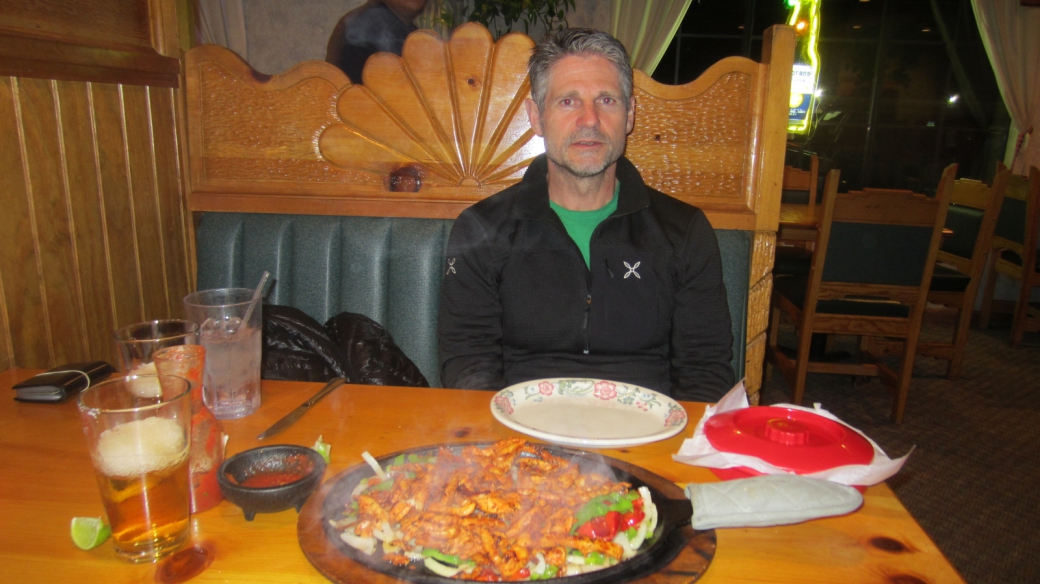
[672,382,911,486]
[685,475,863,529]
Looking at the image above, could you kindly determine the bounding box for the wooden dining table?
[0,368,965,583]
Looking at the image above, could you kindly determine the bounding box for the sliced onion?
[350,480,369,499]
[340,531,376,555]
[531,552,546,576]
[646,499,659,535]
[373,521,395,541]
[638,486,659,535]
[613,531,637,559]
[628,518,649,551]
[362,451,389,480]
[404,549,425,561]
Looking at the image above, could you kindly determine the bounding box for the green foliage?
[468,0,575,38]
[424,0,575,40]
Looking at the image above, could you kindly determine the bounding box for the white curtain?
[195,0,249,61]
[610,0,692,76]
[971,0,1040,173]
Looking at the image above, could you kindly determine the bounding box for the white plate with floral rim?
[490,378,689,448]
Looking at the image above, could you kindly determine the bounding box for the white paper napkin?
[672,382,911,486]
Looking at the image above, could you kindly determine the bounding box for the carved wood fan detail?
[319,24,544,191]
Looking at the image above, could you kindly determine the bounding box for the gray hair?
[528,28,633,112]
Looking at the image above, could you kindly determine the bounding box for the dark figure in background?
[438,29,734,402]
[325,0,428,84]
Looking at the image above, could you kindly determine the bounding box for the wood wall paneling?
[56,79,117,365]
[0,78,45,369]
[17,77,87,366]
[0,75,191,370]
[93,82,146,333]
[0,0,191,370]
[124,84,171,322]
[150,86,192,318]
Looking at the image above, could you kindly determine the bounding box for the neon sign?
[786,0,821,134]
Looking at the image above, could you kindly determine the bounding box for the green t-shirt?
[549,182,620,268]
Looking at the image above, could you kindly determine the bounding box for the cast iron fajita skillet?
[298,442,716,584]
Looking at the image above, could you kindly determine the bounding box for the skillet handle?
[655,497,694,529]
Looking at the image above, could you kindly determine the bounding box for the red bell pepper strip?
[621,509,645,528]
[575,510,622,540]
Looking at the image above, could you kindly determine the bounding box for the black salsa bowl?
[219,444,326,521]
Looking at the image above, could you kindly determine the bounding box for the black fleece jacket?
[437,155,734,402]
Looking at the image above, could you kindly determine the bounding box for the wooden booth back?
[184,23,794,401]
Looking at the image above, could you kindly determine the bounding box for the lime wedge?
[70,517,111,550]
[313,435,331,464]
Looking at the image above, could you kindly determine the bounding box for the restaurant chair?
[979,166,1040,347]
[905,165,1011,378]
[780,154,820,220]
[766,164,955,423]
[774,155,821,278]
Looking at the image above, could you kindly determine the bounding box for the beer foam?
[96,417,188,477]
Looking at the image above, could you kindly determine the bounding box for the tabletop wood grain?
[0,369,965,583]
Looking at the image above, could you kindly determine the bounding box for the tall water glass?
[77,374,192,563]
[183,288,262,419]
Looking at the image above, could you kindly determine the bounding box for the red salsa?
[232,470,306,488]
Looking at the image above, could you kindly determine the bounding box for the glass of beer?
[77,374,192,563]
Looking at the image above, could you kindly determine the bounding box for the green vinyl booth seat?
[195,213,751,390]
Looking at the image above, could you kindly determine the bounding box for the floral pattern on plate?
[490,378,689,448]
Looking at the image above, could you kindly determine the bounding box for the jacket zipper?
[542,198,634,357]
[583,293,592,354]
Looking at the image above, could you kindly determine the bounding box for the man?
[438,28,734,402]
[325,0,427,85]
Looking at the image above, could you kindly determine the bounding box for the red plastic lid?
[704,407,874,474]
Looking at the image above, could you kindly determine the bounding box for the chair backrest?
[809,165,955,309]
[779,154,819,223]
[937,165,1010,277]
[992,166,1040,262]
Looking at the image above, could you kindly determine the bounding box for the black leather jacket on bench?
[438,155,734,402]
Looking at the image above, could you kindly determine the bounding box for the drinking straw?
[240,271,269,334]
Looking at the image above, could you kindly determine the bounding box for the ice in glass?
[183,288,263,419]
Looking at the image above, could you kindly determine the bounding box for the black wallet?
[12,361,114,403]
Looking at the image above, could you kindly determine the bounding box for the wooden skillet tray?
[298,443,716,583]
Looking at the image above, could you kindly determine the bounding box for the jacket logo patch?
[623,261,641,279]
[446,258,457,275]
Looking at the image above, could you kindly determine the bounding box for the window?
[651,0,1009,192]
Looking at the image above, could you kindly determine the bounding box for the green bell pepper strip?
[421,548,470,566]
[530,565,560,580]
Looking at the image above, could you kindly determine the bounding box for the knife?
[256,377,347,440]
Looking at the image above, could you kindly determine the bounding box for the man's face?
[526,54,635,180]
